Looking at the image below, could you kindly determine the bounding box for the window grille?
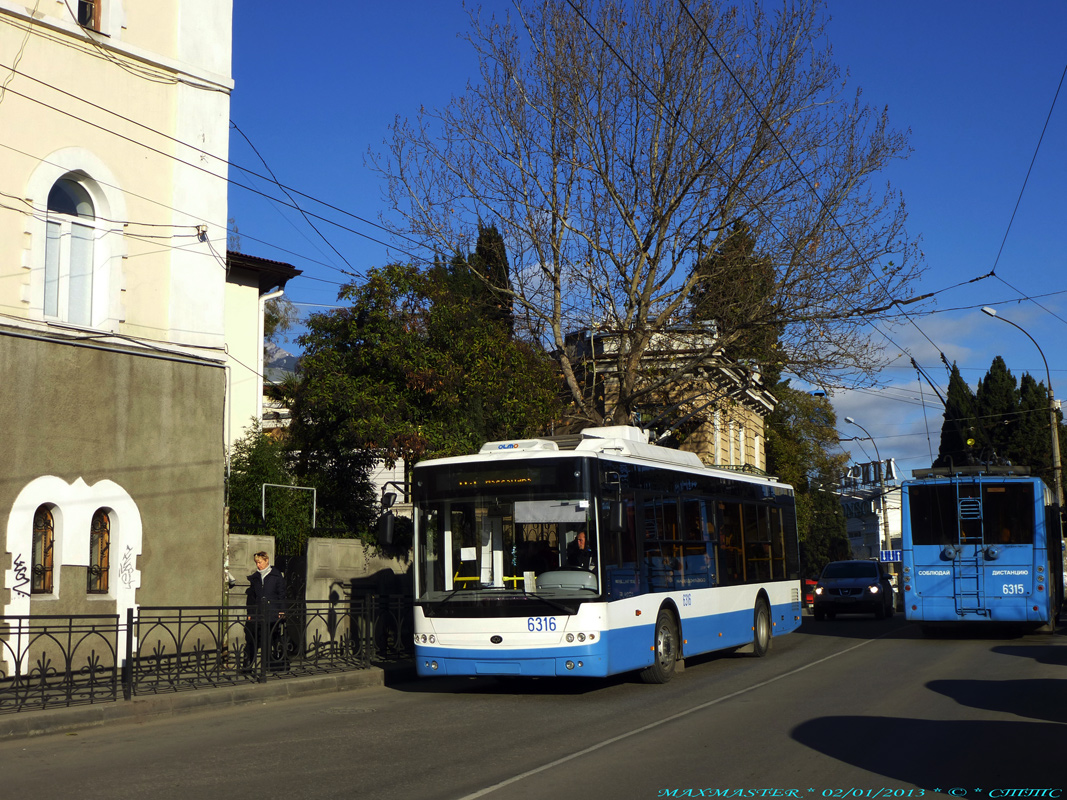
[32,506,55,594]
[88,509,110,593]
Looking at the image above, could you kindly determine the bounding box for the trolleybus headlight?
[565,661,575,670]
[565,633,574,643]
[429,635,435,644]
[577,633,586,642]
[431,661,439,670]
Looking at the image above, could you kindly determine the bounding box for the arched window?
[44,175,96,325]
[32,505,55,594]
[88,509,110,594]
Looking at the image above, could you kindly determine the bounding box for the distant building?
[564,326,777,472]
[225,252,300,444]
[839,460,901,559]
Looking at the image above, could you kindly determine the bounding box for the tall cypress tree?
[1006,373,1064,485]
[690,221,781,382]
[469,224,514,334]
[935,364,979,467]
[445,225,514,335]
[975,356,1018,461]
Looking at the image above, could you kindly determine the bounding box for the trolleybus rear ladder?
[954,488,989,617]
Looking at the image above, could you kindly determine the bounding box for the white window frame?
[44,198,102,326]
[26,154,126,331]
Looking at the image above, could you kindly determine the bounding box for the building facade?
[840,460,902,560]
[0,0,236,622]
[564,326,777,472]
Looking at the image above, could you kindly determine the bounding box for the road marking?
[458,635,888,800]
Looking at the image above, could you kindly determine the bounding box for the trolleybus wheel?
[751,598,771,657]
[640,608,679,684]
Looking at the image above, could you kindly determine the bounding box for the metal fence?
[0,595,412,714]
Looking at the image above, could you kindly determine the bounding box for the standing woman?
[244,551,287,671]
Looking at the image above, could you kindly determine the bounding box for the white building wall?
[0,0,233,351]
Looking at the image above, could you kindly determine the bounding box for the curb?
[0,667,388,741]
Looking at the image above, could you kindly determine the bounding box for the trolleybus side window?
[718,501,745,585]
[744,504,773,582]
[642,494,681,592]
[600,493,640,600]
[680,499,714,589]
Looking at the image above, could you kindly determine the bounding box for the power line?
[673,0,947,369]
[0,61,431,277]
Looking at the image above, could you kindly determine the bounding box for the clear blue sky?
[228,1,1067,477]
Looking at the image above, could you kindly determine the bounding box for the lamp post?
[845,416,892,558]
[980,307,1064,512]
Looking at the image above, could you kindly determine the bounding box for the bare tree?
[371,0,922,426]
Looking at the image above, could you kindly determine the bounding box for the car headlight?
[867,584,880,593]
[814,586,824,595]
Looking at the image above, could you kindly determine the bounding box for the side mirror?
[382,491,397,511]
[378,510,395,546]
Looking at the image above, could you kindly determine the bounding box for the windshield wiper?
[521,591,580,614]
[430,584,483,604]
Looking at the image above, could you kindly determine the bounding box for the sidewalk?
[0,661,417,741]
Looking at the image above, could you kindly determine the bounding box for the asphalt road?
[2,616,1064,800]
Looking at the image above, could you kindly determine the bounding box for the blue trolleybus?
[901,466,1063,631]
[410,426,802,682]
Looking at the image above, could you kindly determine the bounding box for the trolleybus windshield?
[414,457,599,603]
[907,482,1035,546]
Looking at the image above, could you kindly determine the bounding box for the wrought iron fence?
[0,595,413,714]
[0,615,120,713]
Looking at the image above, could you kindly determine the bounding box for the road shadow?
[796,615,910,640]
[991,641,1067,667]
[386,672,628,696]
[793,715,1062,788]
[926,678,1067,724]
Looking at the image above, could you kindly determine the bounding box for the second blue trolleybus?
[901,466,1063,631]
[410,426,802,682]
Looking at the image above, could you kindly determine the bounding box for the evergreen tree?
[690,221,781,382]
[282,260,561,543]
[933,357,1065,482]
[1011,374,1052,472]
[974,356,1018,461]
[935,364,979,467]
[468,224,514,334]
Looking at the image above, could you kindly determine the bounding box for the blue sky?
[227,1,1067,477]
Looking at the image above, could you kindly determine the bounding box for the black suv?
[812,560,895,620]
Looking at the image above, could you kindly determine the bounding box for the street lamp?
[980,307,1064,512]
[845,416,892,558]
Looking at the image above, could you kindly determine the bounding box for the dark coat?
[246,568,287,619]
[567,540,593,570]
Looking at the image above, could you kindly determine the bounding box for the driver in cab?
[567,529,594,570]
